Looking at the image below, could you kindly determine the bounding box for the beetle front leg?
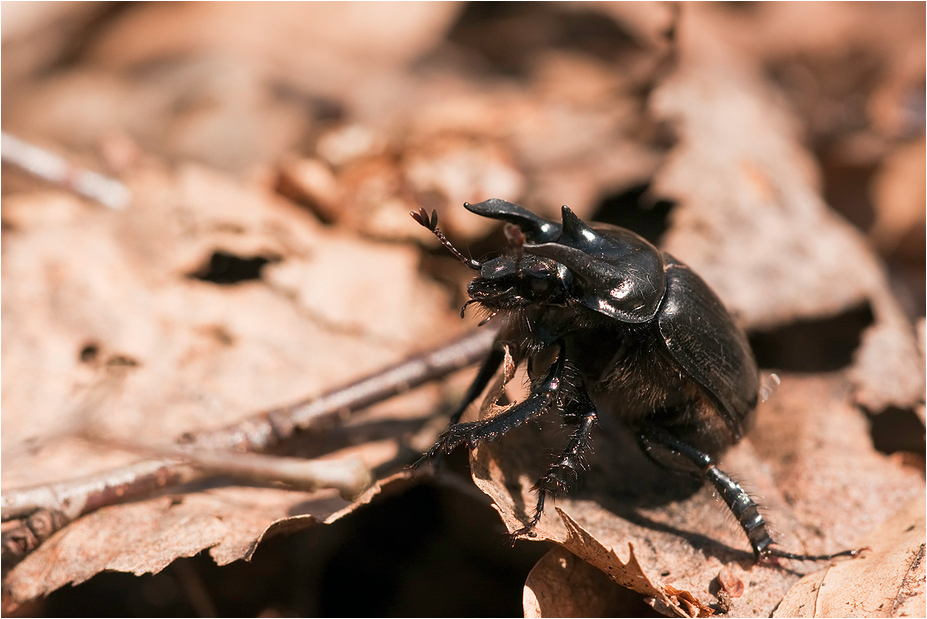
[638,424,863,562]
[513,406,597,539]
[415,346,565,466]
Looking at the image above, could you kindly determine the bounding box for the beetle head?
[466,254,570,310]
[411,201,666,324]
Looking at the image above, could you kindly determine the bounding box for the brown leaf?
[751,375,924,554]
[524,545,668,618]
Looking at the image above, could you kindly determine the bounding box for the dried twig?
[1,449,373,567]
[1,458,192,524]
[180,326,498,451]
[0,132,131,210]
[186,450,373,499]
[0,327,497,561]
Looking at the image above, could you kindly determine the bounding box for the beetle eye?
[528,262,549,276]
[531,278,549,293]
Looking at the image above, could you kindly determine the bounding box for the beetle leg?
[411,347,505,470]
[512,406,597,540]
[415,345,565,465]
[448,345,505,426]
[705,464,864,562]
[637,424,863,562]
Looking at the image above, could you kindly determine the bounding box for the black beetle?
[413,198,860,563]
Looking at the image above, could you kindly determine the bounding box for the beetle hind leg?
[703,464,864,562]
[638,424,863,562]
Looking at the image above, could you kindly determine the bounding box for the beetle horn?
[558,205,606,252]
[464,199,561,243]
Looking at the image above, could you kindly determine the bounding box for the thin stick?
[183,326,498,451]
[1,327,497,547]
[1,132,131,210]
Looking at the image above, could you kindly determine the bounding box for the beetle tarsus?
[760,545,869,563]
[410,445,443,470]
[511,491,547,542]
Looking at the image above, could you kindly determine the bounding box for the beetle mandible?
[412,198,859,562]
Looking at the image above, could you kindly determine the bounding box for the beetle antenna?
[411,208,481,270]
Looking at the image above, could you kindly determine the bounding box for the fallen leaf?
[524,545,664,618]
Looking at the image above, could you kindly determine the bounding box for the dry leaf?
[524,545,663,618]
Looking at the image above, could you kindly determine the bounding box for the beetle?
[413,198,859,562]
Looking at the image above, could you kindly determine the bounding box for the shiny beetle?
[412,199,858,562]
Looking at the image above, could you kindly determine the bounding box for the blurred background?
[2,2,924,616]
[3,2,924,309]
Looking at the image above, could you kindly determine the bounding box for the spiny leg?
[512,406,597,539]
[411,347,505,470]
[449,345,505,426]
[638,424,863,562]
[415,345,565,466]
[703,465,862,562]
